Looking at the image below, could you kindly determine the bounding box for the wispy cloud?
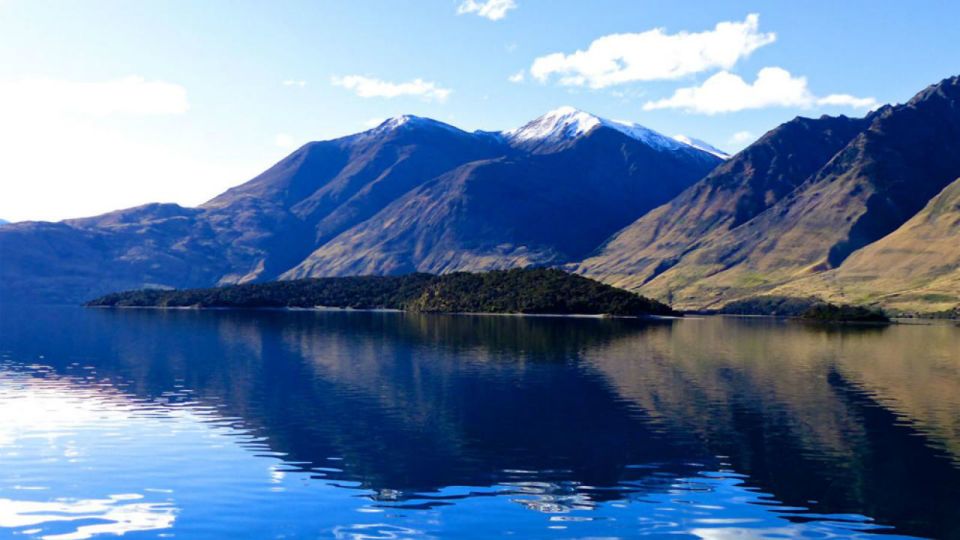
[642,67,878,114]
[529,14,775,89]
[729,131,754,145]
[331,75,451,102]
[282,80,306,88]
[0,76,188,117]
[508,70,525,84]
[457,0,516,21]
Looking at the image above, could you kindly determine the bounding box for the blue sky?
[1,0,958,221]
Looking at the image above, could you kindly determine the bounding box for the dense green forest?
[717,295,890,322]
[717,296,822,317]
[87,268,678,317]
[799,303,890,323]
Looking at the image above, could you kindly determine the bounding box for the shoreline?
[85,304,681,320]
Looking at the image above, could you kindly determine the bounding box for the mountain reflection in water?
[0,306,957,539]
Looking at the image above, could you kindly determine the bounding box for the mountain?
[671,135,730,159]
[577,114,870,290]
[771,176,960,312]
[580,75,960,311]
[284,108,720,278]
[0,109,722,303]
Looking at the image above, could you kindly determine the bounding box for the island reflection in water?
[0,306,958,539]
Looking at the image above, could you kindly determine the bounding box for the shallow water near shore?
[0,305,958,539]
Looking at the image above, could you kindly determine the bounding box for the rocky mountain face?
[580,75,960,311]
[0,109,721,303]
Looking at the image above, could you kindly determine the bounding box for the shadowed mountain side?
[0,112,719,304]
[577,114,870,289]
[581,75,960,311]
[286,127,717,278]
[202,118,508,265]
[771,177,960,313]
[0,204,233,303]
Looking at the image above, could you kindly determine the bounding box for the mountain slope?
[583,75,960,310]
[771,177,960,312]
[285,117,720,278]
[0,109,721,303]
[577,114,870,290]
[196,116,508,282]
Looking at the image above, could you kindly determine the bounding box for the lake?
[0,306,958,539]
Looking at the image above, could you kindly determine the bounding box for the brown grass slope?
[577,114,868,290]
[584,75,960,310]
[772,177,960,313]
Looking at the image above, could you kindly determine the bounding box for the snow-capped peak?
[503,107,723,158]
[672,135,730,159]
[503,106,603,144]
[364,115,464,136]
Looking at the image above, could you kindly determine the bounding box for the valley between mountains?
[2,76,959,315]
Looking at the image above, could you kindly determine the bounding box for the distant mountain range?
[2,75,958,313]
[0,107,720,303]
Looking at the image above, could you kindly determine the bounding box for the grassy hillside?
[577,115,868,292]
[771,177,960,314]
[87,268,677,317]
[579,75,960,313]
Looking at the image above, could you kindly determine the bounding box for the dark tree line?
[87,268,677,317]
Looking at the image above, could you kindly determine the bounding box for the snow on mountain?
[503,106,603,143]
[360,115,467,138]
[672,135,730,159]
[502,106,722,157]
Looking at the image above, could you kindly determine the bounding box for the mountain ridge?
[2,75,958,313]
[580,74,960,311]
[0,108,722,303]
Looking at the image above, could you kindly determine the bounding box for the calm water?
[0,307,958,539]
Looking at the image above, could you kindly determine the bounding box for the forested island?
[86,268,678,317]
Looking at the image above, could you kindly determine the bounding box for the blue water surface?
[0,306,958,539]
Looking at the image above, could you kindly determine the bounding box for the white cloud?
[331,75,451,102]
[282,80,306,87]
[642,67,877,114]
[529,14,775,89]
[729,131,754,145]
[644,68,810,113]
[817,93,879,109]
[274,133,296,148]
[508,70,525,83]
[0,116,259,222]
[0,77,264,222]
[0,76,188,117]
[457,0,516,21]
